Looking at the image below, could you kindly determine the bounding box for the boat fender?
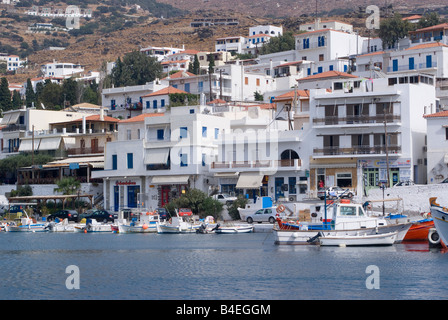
[428,228,441,246]
[142,224,148,230]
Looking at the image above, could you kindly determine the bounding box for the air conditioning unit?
[423,146,427,152]
[417,159,423,165]
[288,195,297,202]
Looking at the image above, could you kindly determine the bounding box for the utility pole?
[383,102,390,187]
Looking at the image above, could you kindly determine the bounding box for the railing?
[387,61,437,73]
[313,145,401,156]
[67,146,104,155]
[2,124,27,132]
[211,158,301,169]
[313,114,401,125]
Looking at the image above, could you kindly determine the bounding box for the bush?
[227,196,248,220]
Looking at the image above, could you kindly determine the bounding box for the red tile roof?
[297,70,358,82]
[141,86,187,97]
[273,89,309,102]
[406,42,448,50]
[423,110,448,118]
[119,113,165,123]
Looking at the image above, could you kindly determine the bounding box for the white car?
[212,194,237,205]
[246,208,279,224]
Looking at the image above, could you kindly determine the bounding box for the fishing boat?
[118,211,159,233]
[45,219,80,232]
[319,231,398,247]
[75,219,113,233]
[403,216,434,241]
[429,197,448,246]
[8,214,48,232]
[156,209,200,234]
[274,199,412,245]
[213,223,254,234]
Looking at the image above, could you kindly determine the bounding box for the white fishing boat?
[118,211,159,233]
[429,197,448,246]
[319,231,398,247]
[156,209,200,234]
[274,199,412,245]
[213,223,254,234]
[45,219,79,232]
[75,219,113,233]
[8,214,48,232]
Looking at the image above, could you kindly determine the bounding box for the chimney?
[100,106,104,121]
[82,116,86,134]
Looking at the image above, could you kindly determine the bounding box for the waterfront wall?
[363,183,448,215]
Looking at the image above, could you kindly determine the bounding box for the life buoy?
[276,204,286,213]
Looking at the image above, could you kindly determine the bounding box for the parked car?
[154,208,169,221]
[178,208,193,217]
[318,186,354,200]
[47,210,79,222]
[212,194,237,206]
[393,180,415,187]
[246,207,279,224]
[83,209,118,223]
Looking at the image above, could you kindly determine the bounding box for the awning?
[150,175,190,185]
[18,139,41,152]
[39,137,62,151]
[236,173,263,189]
[62,137,76,150]
[1,112,20,125]
[214,172,239,178]
[144,148,170,165]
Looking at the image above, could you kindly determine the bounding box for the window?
[215,128,219,139]
[127,153,133,169]
[153,100,158,109]
[256,78,260,86]
[146,101,150,109]
[127,130,131,140]
[180,153,188,167]
[289,177,297,194]
[180,127,188,139]
[245,77,248,85]
[202,153,206,167]
[318,36,325,47]
[161,99,165,107]
[202,126,207,138]
[112,155,117,170]
[446,128,448,140]
[303,38,310,49]
[157,129,164,140]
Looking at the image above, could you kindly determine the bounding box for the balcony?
[67,146,104,155]
[387,61,437,73]
[313,114,401,126]
[313,145,401,157]
[211,159,302,172]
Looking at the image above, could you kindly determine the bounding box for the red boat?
[403,218,434,241]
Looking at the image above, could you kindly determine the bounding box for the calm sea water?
[1,231,448,300]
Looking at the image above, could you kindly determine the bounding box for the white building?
[140,45,185,62]
[215,36,245,54]
[299,19,354,33]
[308,74,436,197]
[92,105,231,211]
[101,80,168,119]
[249,25,283,37]
[40,61,84,78]
[141,86,187,113]
[424,110,448,184]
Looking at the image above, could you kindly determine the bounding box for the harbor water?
[1,231,448,300]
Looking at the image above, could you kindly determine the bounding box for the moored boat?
[274,199,412,245]
[319,231,398,246]
[403,217,434,241]
[429,197,448,246]
[75,219,113,233]
[156,209,200,234]
[7,215,48,232]
[118,211,159,233]
[213,223,254,234]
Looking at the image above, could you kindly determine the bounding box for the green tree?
[164,189,223,220]
[208,53,215,74]
[227,196,248,220]
[11,90,22,109]
[40,80,63,109]
[417,12,440,29]
[25,78,36,108]
[260,32,296,55]
[62,78,78,106]
[111,51,162,87]
[0,77,12,112]
[378,14,412,49]
[54,176,81,208]
[188,54,200,75]
[0,153,53,183]
[254,91,264,101]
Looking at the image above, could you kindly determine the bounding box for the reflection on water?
[1,232,448,300]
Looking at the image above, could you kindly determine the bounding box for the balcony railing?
[387,61,437,72]
[211,158,302,170]
[313,145,401,156]
[313,114,401,126]
[67,146,104,155]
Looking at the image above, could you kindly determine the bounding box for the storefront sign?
[358,158,411,168]
[115,180,137,186]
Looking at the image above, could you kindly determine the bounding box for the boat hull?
[274,223,411,245]
[430,204,448,246]
[156,223,199,234]
[215,226,254,234]
[403,219,434,241]
[319,232,397,246]
[118,223,157,233]
[8,224,48,232]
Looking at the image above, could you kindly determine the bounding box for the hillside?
[2,0,448,85]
